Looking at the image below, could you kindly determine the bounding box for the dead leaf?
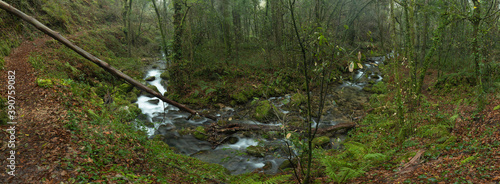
[357,63,363,69]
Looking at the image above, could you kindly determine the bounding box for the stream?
[134,56,386,175]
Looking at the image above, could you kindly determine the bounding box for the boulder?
[148,99,160,104]
[145,76,156,81]
[246,145,266,157]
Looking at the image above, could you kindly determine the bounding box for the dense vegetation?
[0,0,499,183]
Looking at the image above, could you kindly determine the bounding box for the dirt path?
[0,36,76,183]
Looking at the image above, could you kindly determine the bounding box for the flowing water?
[134,56,386,174]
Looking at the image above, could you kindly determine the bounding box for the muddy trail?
[0,36,78,182]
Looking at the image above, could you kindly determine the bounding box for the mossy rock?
[145,76,156,81]
[434,72,476,89]
[36,78,53,88]
[142,84,160,97]
[279,159,298,170]
[193,126,208,141]
[254,100,272,121]
[232,92,249,104]
[132,87,141,96]
[312,136,330,147]
[291,92,306,106]
[128,103,141,115]
[128,92,138,103]
[246,145,266,157]
[227,137,239,144]
[160,71,170,80]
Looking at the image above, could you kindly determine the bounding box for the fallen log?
[211,122,357,135]
[0,1,216,121]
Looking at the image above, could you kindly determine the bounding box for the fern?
[261,174,291,184]
[363,153,387,164]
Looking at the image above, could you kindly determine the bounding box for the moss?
[232,92,249,104]
[193,126,208,141]
[460,154,477,165]
[0,96,8,125]
[118,83,133,93]
[417,124,450,139]
[344,141,368,160]
[279,159,298,170]
[246,145,266,157]
[146,84,160,93]
[254,100,271,121]
[312,136,331,147]
[437,135,457,149]
[363,82,387,94]
[291,92,306,106]
[128,92,138,103]
[160,71,170,80]
[0,57,4,70]
[36,78,54,88]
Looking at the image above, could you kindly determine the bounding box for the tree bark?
[0,0,216,121]
[173,0,183,63]
[210,122,357,135]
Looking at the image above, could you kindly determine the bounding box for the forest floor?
[1,34,499,183]
[350,68,500,183]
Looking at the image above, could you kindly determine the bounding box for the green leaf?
[494,104,500,111]
[205,88,216,95]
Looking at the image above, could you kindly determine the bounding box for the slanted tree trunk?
[0,0,216,120]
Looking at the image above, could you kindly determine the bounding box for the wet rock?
[156,123,176,136]
[227,137,239,144]
[164,135,211,155]
[151,116,164,123]
[145,76,156,81]
[143,121,154,128]
[246,145,266,157]
[148,99,160,104]
[263,161,273,171]
[136,113,148,122]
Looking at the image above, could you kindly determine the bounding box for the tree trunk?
[470,0,481,85]
[0,0,216,121]
[173,0,183,63]
[221,0,232,61]
[151,0,168,57]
